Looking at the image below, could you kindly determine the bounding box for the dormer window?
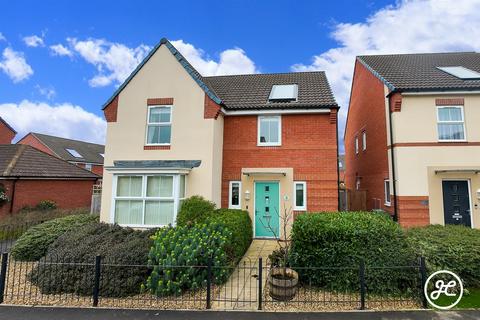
[268,84,298,102]
[437,66,480,80]
[66,148,82,158]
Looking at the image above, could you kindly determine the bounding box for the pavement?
[212,239,278,310]
[1,306,480,320]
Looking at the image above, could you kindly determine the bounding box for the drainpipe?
[8,178,18,214]
[387,94,398,222]
[336,110,341,211]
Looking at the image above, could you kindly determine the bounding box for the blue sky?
[1,0,479,149]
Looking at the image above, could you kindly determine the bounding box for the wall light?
[245,190,250,201]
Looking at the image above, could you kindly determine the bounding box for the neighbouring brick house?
[345,52,480,228]
[0,117,16,144]
[17,132,105,176]
[100,38,339,238]
[0,145,99,216]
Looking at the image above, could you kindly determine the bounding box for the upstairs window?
[355,136,359,154]
[437,106,465,141]
[147,106,172,145]
[258,116,281,146]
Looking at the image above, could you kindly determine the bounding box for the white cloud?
[0,32,5,42]
[67,38,151,87]
[0,100,106,144]
[23,35,44,47]
[0,48,34,83]
[291,0,480,147]
[35,85,56,100]
[171,40,258,76]
[50,44,73,57]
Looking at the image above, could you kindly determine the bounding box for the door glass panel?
[265,186,269,192]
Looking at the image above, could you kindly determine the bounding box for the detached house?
[345,52,480,228]
[100,38,339,237]
[17,132,105,176]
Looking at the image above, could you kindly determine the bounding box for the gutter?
[386,92,398,222]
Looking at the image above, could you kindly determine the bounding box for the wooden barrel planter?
[268,267,298,301]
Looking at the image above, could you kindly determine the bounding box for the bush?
[406,225,480,288]
[206,209,252,262]
[29,223,155,297]
[10,214,98,261]
[146,223,231,296]
[290,212,416,294]
[176,196,216,226]
[35,200,57,211]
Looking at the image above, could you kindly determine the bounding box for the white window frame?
[293,181,307,211]
[257,115,282,146]
[111,173,185,228]
[356,177,361,191]
[145,105,173,146]
[228,181,242,209]
[355,136,359,154]
[362,131,366,151]
[436,106,466,142]
[384,179,391,206]
[85,163,93,171]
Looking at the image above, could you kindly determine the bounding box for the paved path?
[1,306,480,320]
[212,239,278,310]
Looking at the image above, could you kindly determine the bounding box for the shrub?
[10,214,98,261]
[35,200,57,211]
[146,223,231,296]
[29,223,155,297]
[290,212,416,294]
[406,225,480,288]
[176,196,216,226]
[206,209,252,262]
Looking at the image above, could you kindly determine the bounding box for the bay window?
[113,174,186,227]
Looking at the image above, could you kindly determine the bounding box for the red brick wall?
[222,113,338,212]
[17,134,55,155]
[345,60,391,213]
[0,179,95,217]
[0,122,15,144]
[396,196,430,227]
[76,163,103,177]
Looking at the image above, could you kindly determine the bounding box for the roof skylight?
[269,84,298,101]
[66,148,83,158]
[437,66,480,80]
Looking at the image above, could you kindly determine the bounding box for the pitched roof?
[25,133,104,164]
[0,117,16,134]
[0,145,99,179]
[102,38,338,111]
[358,52,480,92]
[203,72,337,110]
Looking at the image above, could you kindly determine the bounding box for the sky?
[1,0,480,152]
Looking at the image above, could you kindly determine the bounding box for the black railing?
[0,251,428,311]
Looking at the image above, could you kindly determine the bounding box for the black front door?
[442,180,471,227]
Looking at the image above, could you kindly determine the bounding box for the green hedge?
[176,196,216,226]
[146,223,231,296]
[290,212,416,294]
[29,223,155,297]
[11,214,98,261]
[406,225,480,288]
[206,209,252,263]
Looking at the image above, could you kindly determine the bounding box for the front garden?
[1,198,479,310]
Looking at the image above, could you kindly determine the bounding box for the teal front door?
[255,182,280,238]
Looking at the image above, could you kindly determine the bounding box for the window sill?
[384,203,391,207]
[294,207,307,211]
[144,145,171,150]
[437,140,467,143]
[116,223,173,228]
[257,144,282,147]
[229,206,241,210]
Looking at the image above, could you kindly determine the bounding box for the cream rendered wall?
[100,45,223,223]
[390,94,480,228]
